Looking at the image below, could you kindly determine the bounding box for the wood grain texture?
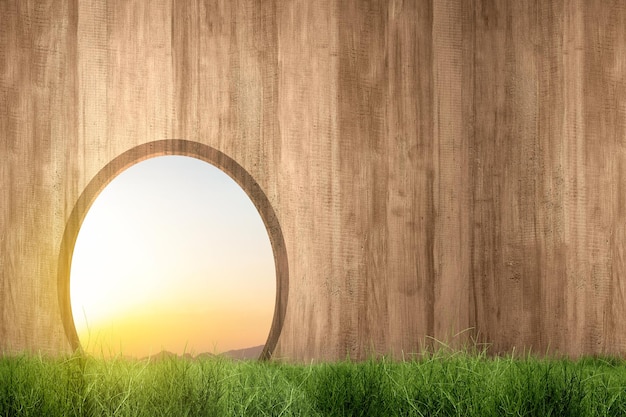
[1,0,626,360]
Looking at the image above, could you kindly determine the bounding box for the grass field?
[1,348,626,416]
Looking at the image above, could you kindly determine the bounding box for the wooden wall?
[1,0,626,361]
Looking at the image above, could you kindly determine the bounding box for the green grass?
[1,349,626,416]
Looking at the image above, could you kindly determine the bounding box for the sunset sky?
[69,156,275,358]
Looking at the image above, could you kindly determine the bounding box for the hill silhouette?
[141,345,264,362]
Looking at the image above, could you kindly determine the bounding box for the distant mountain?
[221,345,264,360]
[194,352,216,361]
[140,345,264,362]
[142,350,177,362]
[140,350,203,362]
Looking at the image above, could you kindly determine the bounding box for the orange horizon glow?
[70,156,275,358]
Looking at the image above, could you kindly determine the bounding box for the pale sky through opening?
[70,156,275,358]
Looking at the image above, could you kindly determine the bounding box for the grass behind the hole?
[1,350,626,417]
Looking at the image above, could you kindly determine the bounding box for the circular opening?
[71,156,274,358]
[58,140,288,360]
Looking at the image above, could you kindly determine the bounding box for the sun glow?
[70,156,275,358]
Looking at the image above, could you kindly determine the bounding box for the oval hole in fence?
[69,155,275,360]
